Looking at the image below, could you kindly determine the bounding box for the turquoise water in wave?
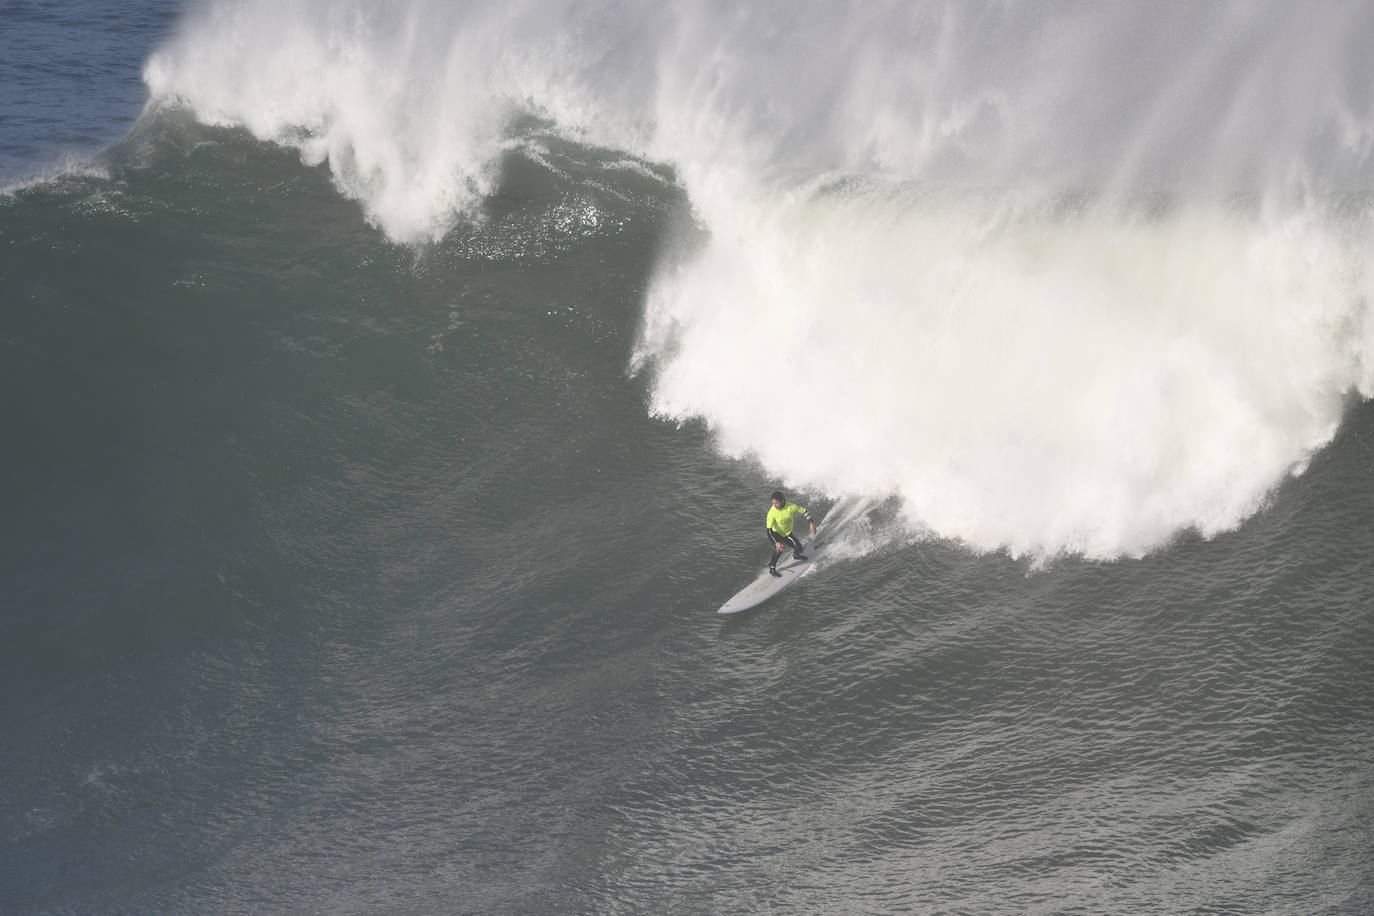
[4,3,1374,914]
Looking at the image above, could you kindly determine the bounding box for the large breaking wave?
[144,0,1374,558]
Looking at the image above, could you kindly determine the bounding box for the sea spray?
[143,0,1374,558]
[145,1,1374,233]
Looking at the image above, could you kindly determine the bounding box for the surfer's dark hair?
[771,491,786,502]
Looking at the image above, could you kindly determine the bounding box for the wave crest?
[145,0,1374,557]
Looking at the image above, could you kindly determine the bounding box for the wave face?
[146,0,1374,558]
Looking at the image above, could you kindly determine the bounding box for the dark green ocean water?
[6,1,1374,911]
[4,111,1373,915]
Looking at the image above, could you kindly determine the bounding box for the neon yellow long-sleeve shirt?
[766,502,810,538]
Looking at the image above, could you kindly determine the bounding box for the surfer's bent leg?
[768,531,785,569]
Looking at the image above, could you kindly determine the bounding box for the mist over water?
[144,0,1374,558]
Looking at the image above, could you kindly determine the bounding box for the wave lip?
[142,1,1374,241]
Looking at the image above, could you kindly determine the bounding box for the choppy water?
[3,2,1374,913]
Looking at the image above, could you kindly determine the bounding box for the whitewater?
[138,0,1374,560]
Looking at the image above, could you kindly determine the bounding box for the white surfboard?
[717,538,827,615]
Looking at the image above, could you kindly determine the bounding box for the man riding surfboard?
[766,490,817,577]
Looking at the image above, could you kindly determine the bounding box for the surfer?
[766,491,817,577]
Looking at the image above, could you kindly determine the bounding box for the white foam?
[1,154,110,195]
[143,0,1374,558]
[145,2,1374,240]
[637,185,1370,558]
